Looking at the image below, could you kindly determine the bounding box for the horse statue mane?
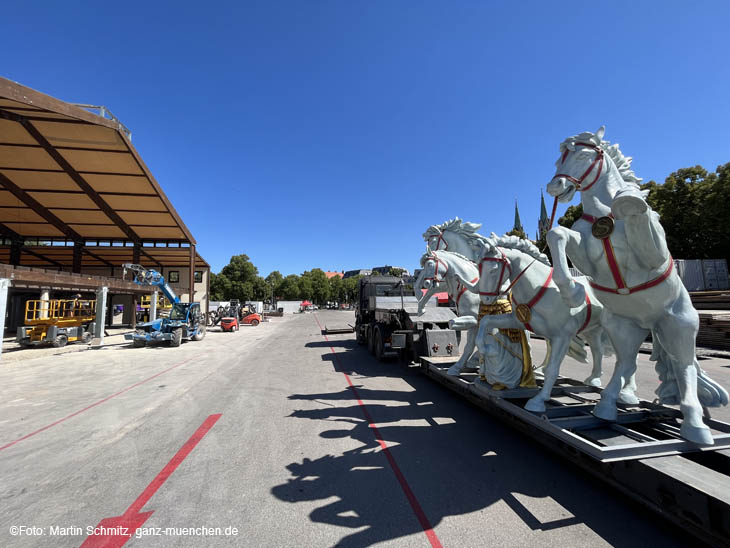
[477,233,551,266]
[422,217,482,239]
[558,128,645,193]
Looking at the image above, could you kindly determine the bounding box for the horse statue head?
[475,233,550,305]
[423,217,483,260]
[546,125,647,215]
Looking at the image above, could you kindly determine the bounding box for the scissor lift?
[16,298,96,348]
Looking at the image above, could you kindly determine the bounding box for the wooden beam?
[189,244,195,303]
[0,109,142,243]
[0,171,83,241]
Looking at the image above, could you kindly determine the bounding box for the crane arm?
[122,263,180,304]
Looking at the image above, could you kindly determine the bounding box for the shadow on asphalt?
[271,337,697,548]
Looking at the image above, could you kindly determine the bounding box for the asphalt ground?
[1,310,728,547]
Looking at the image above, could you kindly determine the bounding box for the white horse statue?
[424,218,484,262]
[546,126,728,444]
[456,234,637,411]
[422,249,531,388]
[415,248,481,375]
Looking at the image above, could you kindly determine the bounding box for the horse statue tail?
[652,332,729,408]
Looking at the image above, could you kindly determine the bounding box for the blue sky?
[2,1,729,276]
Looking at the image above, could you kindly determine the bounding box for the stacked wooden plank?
[691,290,730,310]
[697,311,730,350]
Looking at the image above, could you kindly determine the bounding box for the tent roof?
[0,77,198,246]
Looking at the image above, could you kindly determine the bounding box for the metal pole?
[150,290,158,321]
[92,286,108,347]
[0,279,10,359]
[189,244,196,303]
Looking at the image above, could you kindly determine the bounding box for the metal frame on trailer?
[420,356,730,547]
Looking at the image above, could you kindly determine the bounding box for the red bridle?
[478,249,511,296]
[428,232,448,251]
[553,141,605,193]
[423,254,449,284]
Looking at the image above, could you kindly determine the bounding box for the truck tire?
[355,320,365,345]
[52,334,68,348]
[82,331,93,344]
[374,328,385,362]
[192,326,206,341]
[251,319,260,326]
[367,326,375,355]
[170,328,182,347]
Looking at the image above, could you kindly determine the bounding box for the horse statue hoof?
[593,399,618,421]
[617,388,640,405]
[611,188,648,219]
[524,397,546,413]
[680,423,714,445]
[584,376,602,388]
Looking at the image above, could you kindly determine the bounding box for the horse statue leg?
[547,226,590,308]
[593,313,648,422]
[612,189,669,270]
[581,330,604,387]
[525,334,571,413]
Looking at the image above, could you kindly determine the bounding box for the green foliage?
[558,204,583,228]
[328,275,345,303]
[342,275,362,304]
[643,164,730,259]
[388,267,405,277]
[304,268,330,305]
[278,275,301,300]
[506,228,527,239]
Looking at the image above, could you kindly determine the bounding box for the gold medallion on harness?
[515,303,532,324]
[591,216,615,239]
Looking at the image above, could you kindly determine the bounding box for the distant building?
[325,271,344,279]
[371,266,411,276]
[343,269,372,279]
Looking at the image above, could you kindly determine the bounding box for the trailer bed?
[420,356,730,546]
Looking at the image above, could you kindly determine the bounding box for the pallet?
[419,356,730,546]
[323,324,354,334]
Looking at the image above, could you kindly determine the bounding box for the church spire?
[537,189,550,240]
[513,199,524,234]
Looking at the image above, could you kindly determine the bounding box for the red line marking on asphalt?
[0,358,193,453]
[79,414,222,548]
[313,314,443,548]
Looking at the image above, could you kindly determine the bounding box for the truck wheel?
[251,319,259,326]
[52,334,68,348]
[133,338,146,348]
[374,328,385,361]
[355,321,365,345]
[192,326,206,341]
[367,326,375,355]
[170,328,182,347]
[82,331,93,344]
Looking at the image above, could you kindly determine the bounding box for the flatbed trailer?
[420,356,730,547]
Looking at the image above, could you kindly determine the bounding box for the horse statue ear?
[596,125,606,141]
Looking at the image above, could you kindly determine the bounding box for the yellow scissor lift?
[16,298,97,348]
[138,293,173,323]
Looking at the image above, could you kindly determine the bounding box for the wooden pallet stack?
[691,291,730,350]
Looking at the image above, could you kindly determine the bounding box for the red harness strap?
[455,277,478,309]
[511,268,553,332]
[581,214,674,295]
[577,292,592,333]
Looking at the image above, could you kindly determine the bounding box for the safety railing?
[24,299,97,323]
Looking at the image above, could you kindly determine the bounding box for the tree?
[211,254,261,301]
[278,275,301,300]
[643,164,729,259]
[342,275,362,305]
[506,228,527,239]
[329,275,344,303]
[388,267,405,277]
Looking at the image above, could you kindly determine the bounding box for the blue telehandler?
[122,263,206,347]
